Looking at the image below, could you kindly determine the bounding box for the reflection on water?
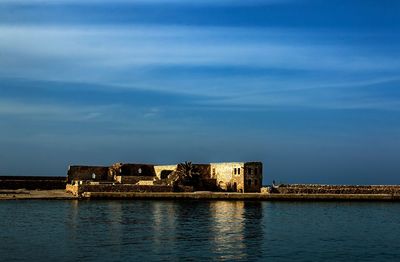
[211,201,246,260]
[210,201,263,261]
[2,200,400,261]
[65,200,264,261]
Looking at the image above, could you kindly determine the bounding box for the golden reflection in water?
[155,201,186,243]
[210,201,247,260]
[151,201,176,249]
[67,200,80,242]
[67,200,263,260]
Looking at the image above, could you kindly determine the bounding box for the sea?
[1,200,400,261]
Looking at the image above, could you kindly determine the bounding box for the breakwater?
[81,192,400,201]
[2,190,400,201]
[2,179,400,201]
[271,184,400,194]
[0,176,66,190]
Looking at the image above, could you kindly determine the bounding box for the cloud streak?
[1,25,397,71]
[0,0,292,5]
[1,24,399,110]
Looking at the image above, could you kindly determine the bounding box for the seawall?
[81,192,400,201]
[2,190,400,201]
[271,184,400,195]
[0,176,66,190]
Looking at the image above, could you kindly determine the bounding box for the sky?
[0,0,399,184]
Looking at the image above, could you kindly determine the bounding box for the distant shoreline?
[2,190,400,201]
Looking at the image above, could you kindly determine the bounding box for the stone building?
[67,165,110,184]
[66,163,169,196]
[154,165,177,180]
[210,162,262,193]
[110,163,156,184]
[154,162,263,193]
[67,161,263,193]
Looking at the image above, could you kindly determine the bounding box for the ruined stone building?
[109,163,156,184]
[211,162,262,193]
[67,165,110,183]
[154,162,263,193]
[66,161,263,195]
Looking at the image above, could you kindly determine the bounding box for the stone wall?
[119,164,156,177]
[272,184,400,194]
[68,183,173,196]
[209,162,264,193]
[0,176,66,190]
[210,162,244,192]
[66,184,79,195]
[137,180,154,186]
[244,162,263,193]
[115,175,154,184]
[194,164,212,179]
[67,166,110,183]
[154,165,177,179]
[200,179,219,191]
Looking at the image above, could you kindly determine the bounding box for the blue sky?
[1,0,399,184]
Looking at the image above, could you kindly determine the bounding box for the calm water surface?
[1,200,400,261]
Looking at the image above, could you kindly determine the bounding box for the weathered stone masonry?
[155,162,263,193]
[271,184,400,194]
[66,161,263,196]
[210,162,263,193]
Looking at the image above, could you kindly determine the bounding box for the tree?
[167,161,199,187]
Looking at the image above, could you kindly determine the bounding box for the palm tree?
[167,161,199,186]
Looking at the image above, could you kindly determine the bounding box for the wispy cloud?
[0,0,291,5]
[1,24,399,111]
[0,99,117,121]
[1,25,396,71]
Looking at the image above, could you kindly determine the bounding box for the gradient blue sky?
[1,0,399,184]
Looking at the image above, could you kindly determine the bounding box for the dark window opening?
[160,170,173,179]
[238,168,240,174]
